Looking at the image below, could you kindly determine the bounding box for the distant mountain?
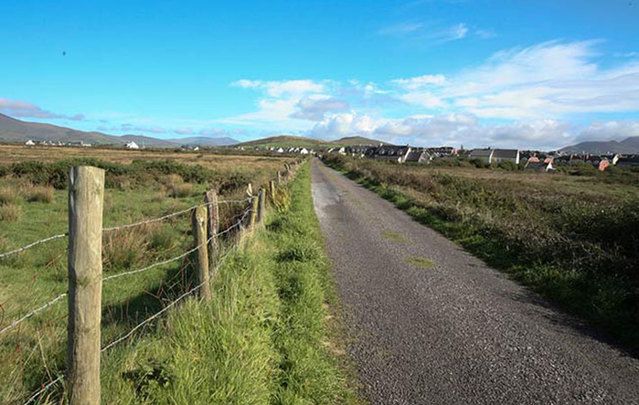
[166,136,238,146]
[560,136,639,154]
[0,113,238,148]
[237,134,387,149]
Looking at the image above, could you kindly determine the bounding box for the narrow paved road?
[311,159,639,405]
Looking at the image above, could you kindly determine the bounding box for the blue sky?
[1,0,638,148]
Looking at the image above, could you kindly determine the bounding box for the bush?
[0,204,22,222]
[0,187,18,205]
[497,161,519,171]
[24,185,54,203]
[168,182,194,198]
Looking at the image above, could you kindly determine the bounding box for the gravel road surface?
[311,158,639,405]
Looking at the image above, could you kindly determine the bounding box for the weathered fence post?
[191,206,211,301]
[257,188,266,223]
[249,195,259,229]
[204,190,219,262]
[67,166,105,405]
[277,171,282,184]
[269,180,276,204]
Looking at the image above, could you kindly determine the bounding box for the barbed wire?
[23,374,64,405]
[0,207,251,338]
[0,197,252,259]
[0,233,67,260]
[0,293,67,336]
[102,208,251,282]
[101,248,234,353]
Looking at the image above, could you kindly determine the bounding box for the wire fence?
[0,160,301,404]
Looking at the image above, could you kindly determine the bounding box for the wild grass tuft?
[0,203,22,222]
[24,185,54,203]
[0,187,18,205]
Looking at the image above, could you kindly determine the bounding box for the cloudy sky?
[1,0,638,149]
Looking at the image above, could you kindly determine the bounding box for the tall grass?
[98,163,358,404]
[325,154,639,351]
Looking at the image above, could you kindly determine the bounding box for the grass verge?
[99,163,358,404]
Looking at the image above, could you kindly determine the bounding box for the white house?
[125,141,140,149]
[276,147,285,153]
[300,148,309,155]
[25,139,36,146]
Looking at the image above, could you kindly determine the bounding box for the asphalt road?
[310,158,639,405]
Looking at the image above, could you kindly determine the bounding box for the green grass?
[382,230,408,243]
[97,163,358,404]
[324,155,639,352]
[0,156,295,403]
[406,256,434,269]
[6,163,356,404]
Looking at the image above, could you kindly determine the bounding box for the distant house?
[469,149,493,163]
[616,155,639,168]
[25,139,35,146]
[125,141,140,149]
[404,149,432,164]
[525,160,554,172]
[367,145,412,163]
[300,148,309,155]
[492,149,520,164]
[68,141,92,147]
[276,147,285,153]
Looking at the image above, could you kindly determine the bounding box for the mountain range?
[0,113,238,147]
[559,137,639,154]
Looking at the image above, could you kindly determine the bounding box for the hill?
[0,113,238,147]
[333,136,385,146]
[560,136,639,154]
[237,134,387,149]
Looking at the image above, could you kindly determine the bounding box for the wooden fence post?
[257,188,265,223]
[249,195,259,229]
[67,166,105,405]
[277,171,282,184]
[269,180,276,204]
[192,206,211,301]
[204,190,219,262]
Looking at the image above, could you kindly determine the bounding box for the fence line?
[22,246,239,405]
[0,160,303,404]
[0,198,253,259]
[0,208,253,337]
[0,293,67,336]
[24,375,64,405]
[0,233,67,260]
[102,208,251,282]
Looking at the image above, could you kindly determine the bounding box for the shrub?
[24,185,54,203]
[0,204,22,222]
[0,187,18,205]
[168,182,194,198]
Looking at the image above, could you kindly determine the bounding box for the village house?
[366,145,412,163]
[492,149,520,164]
[125,141,140,149]
[616,155,639,168]
[24,139,35,146]
[468,148,493,163]
[404,149,432,164]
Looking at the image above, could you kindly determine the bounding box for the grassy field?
[324,155,639,352]
[0,146,302,403]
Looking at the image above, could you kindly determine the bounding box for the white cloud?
[395,40,639,119]
[0,98,84,121]
[232,79,326,97]
[290,97,350,121]
[392,74,447,90]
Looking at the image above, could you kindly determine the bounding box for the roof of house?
[404,150,427,162]
[469,149,493,157]
[492,149,519,159]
